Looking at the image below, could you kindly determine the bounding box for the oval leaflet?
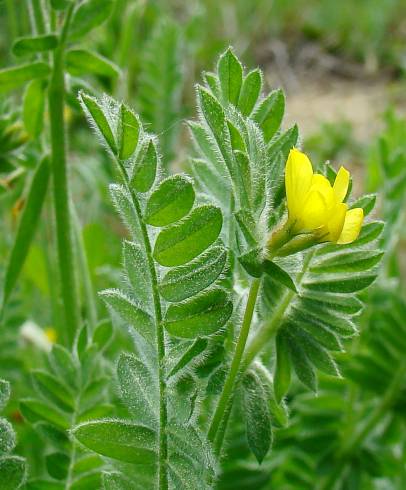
[153,205,223,267]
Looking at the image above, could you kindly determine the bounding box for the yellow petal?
[300,190,329,230]
[311,174,335,210]
[333,166,350,203]
[337,208,364,244]
[285,148,313,221]
[327,202,348,241]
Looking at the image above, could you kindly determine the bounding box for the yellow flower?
[285,148,364,244]
[44,327,57,344]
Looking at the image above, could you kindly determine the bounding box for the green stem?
[243,251,314,369]
[210,250,314,457]
[242,289,293,370]
[66,381,83,489]
[65,410,78,490]
[208,277,261,450]
[48,4,80,346]
[114,159,168,489]
[72,205,98,333]
[43,198,63,334]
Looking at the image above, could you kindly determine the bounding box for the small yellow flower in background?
[285,148,364,244]
[44,327,57,344]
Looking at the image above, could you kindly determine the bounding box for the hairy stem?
[243,251,314,369]
[114,159,168,489]
[211,250,315,456]
[48,4,81,345]
[208,277,261,450]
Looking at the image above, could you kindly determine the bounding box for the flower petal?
[333,166,350,203]
[327,202,348,242]
[337,208,364,244]
[285,149,313,221]
[300,190,329,230]
[311,174,335,210]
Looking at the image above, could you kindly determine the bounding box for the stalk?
[208,277,261,449]
[48,4,81,346]
[113,159,168,489]
[243,251,314,369]
[209,250,315,456]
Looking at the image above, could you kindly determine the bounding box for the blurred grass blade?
[2,156,50,311]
